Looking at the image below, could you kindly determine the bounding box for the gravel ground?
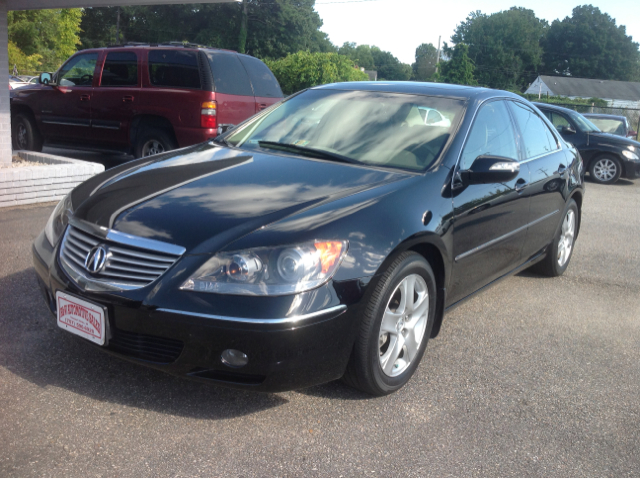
[0,178,638,477]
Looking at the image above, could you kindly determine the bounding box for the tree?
[337,43,411,80]
[451,7,547,89]
[9,9,83,73]
[439,43,477,85]
[412,43,438,81]
[543,5,640,81]
[266,51,368,94]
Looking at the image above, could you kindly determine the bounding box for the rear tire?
[530,199,578,277]
[134,127,177,158]
[589,155,621,184]
[342,252,437,396]
[12,113,43,152]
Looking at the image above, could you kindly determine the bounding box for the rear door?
[39,52,98,144]
[449,100,531,304]
[508,101,568,259]
[237,54,283,113]
[90,50,142,149]
[204,51,255,131]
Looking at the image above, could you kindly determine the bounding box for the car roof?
[79,44,238,54]
[582,113,627,121]
[312,81,520,101]
[532,102,580,115]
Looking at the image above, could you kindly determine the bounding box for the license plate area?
[56,291,107,346]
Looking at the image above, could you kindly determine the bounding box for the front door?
[449,100,531,304]
[91,50,142,149]
[39,52,98,144]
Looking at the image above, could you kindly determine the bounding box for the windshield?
[586,117,626,136]
[225,89,465,172]
[569,111,601,133]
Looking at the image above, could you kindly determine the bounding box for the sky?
[314,0,640,65]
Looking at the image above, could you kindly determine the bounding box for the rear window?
[237,55,283,98]
[101,51,138,87]
[148,50,201,89]
[205,52,254,96]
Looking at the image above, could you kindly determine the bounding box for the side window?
[549,112,571,132]
[508,102,557,158]
[100,52,138,87]
[148,50,201,89]
[426,109,441,125]
[237,55,283,98]
[460,101,519,170]
[205,52,254,96]
[57,53,98,86]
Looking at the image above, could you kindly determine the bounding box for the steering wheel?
[79,74,93,85]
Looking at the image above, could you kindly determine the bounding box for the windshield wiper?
[212,137,229,146]
[257,141,362,165]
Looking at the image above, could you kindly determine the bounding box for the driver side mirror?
[39,72,53,86]
[562,125,576,135]
[459,156,520,185]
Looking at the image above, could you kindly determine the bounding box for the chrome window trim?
[518,149,562,165]
[157,304,347,325]
[455,209,560,262]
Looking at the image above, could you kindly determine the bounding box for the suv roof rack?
[106,41,236,53]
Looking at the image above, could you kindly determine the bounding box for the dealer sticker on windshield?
[56,291,106,346]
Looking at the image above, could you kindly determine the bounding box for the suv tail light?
[201,101,217,129]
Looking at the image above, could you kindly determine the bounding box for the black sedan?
[33,83,584,396]
[535,102,640,184]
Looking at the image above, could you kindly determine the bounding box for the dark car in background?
[583,113,637,139]
[33,82,585,396]
[535,103,640,184]
[10,44,283,158]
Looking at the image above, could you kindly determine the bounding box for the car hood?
[72,143,411,254]
[589,131,640,148]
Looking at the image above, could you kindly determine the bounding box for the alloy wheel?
[142,139,165,157]
[378,274,429,377]
[593,158,617,182]
[557,209,575,267]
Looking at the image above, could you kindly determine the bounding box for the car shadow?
[585,175,635,186]
[0,268,288,420]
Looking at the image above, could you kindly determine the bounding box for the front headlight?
[622,149,639,160]
[627,145,636,152]
[44,193,73,246]
[181,240,348,296]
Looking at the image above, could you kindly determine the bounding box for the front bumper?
[623,159,640,179]
[33,230,368,392]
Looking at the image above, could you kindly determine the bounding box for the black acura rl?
[33,82,585,396]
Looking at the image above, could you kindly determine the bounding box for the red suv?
[10,44,283,158]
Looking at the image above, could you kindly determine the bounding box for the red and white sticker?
[56,292,106,346]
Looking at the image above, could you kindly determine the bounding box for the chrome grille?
[60,224,184,290]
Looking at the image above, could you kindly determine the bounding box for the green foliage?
[519,93,608,107]
[412,43,438,81]
[439,43,477,86]
[8,41,42,74]
[543,5,640,81]
[265,51,368,95]
[338,43,411,81]
[8,9,83,73]
[451,7,547,90]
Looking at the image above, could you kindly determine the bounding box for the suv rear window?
[148,50,201,89]
[237,55,283,98]
[101,51,138,87]
[205,52,254,96]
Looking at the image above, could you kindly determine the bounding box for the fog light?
[221,349,249,368]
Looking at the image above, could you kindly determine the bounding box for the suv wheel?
[134,127,177,158]
[12,113,43,152]
[589,156,621,184]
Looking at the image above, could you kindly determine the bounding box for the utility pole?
[435,35,441,74]
[116,6,121,45]
[238,0,248,54]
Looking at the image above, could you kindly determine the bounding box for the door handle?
[515,178,528,192]
[79,94,90,102]
[122,95,134,103]
[258,103,268,111]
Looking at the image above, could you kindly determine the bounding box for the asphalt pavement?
[0,178,638,477]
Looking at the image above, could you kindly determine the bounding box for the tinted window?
[237,55,283,98]
[101,51,138,87]
[57,53,98,86]
[149,50,201,89]
[460,101,518,170]
[509,102,556,158]
[587,117,627,136]
[205,52,254,96]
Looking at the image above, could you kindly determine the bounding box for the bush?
[266,51,369,95]
[519,93,607,107]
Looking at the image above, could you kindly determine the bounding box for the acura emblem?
[85,245,108,273]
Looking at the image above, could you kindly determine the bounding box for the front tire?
[12,113,43,152]
[530,199,579,277]
[134,127,177,158]
[589,156,621,184]
[342,252,437,396]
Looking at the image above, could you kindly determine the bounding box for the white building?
[525,75,640,109]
